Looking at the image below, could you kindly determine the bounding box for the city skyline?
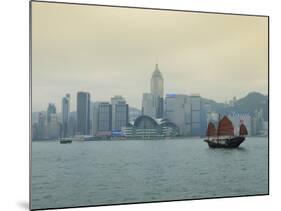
[32,87,267,114]
[32,2,268,112]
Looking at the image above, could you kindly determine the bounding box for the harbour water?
[31,137,268,210]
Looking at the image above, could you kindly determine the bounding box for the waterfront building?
[92,102,100,137]
[190,94,201,136]
[47,103,56,124]
[47,113,60,139]
[200,103,212,136]
[111,96,129,131]
[37,112,46,139]
[165,94,191,136]
[121,115,179,139]
[134,116,159,138]
[32,123,38,140]
[61,94,70,137]
[251,109,264,136]
[46,104,60,138]
[260,121,268,136]
[121,124,134,138]
[90,101,94,135]
[68,113,76,137]
[76,92,91,135]
[94,102,112,138]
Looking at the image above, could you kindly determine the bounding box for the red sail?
[239,123,248,136]
[217,116,234,136]
[206,122,216,137]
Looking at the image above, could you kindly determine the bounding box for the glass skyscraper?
[47,103,56,124]
[61,94,70,137]
[76,92,91,135]
[111,96,129,131]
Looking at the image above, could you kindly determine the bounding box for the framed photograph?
[30,1,269,210]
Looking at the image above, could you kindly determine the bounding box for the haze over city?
[32,2,268,112]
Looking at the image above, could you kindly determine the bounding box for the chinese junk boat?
[204,116,248,148]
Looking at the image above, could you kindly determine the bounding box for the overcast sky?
[32,2,268,112]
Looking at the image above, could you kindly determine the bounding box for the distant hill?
[201,98,225,111]
[235,92,268,120]
[235,92,267,112]
[202,92,268,121]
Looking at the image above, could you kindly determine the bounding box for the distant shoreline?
[32,135,268,142]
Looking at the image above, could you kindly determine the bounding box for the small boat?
[59,138,72,144]
[204,115,248,148]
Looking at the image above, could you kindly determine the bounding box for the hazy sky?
[32,2,268,112]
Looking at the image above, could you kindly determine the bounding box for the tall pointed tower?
[150,64,164,98]
[150,64,164,118]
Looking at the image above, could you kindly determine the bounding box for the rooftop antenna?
[156,56,159,70]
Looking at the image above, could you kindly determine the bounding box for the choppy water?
[31,137,268,210]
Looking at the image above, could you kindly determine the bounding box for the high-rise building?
[111,96,129,131]
[68,111,76,137]
[165,94,191,136]
[98,102,112,131]
[46,103,59,138]
[76,92,90,135]
[95,102,112,137]
[47,103,56,124]
[151,64,164,98]
[32,123,38,140]
[142,93,156,117]
[251,109,264,135]
[47,113,60,139]
[142,64,164,118]
[201,103,212,136]
[150,64,164,118]
[90,101,94,135]
[190,94,201,136]
[37,112,46,139]
[155,96,164,118]
[92,102,100,136]
[61,94,70,137]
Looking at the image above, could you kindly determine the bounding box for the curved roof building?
[134,115,158,129]
[122,115,179,139]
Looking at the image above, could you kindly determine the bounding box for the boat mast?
[217,113,220,142]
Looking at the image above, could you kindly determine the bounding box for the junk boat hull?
[204,136,245,148]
